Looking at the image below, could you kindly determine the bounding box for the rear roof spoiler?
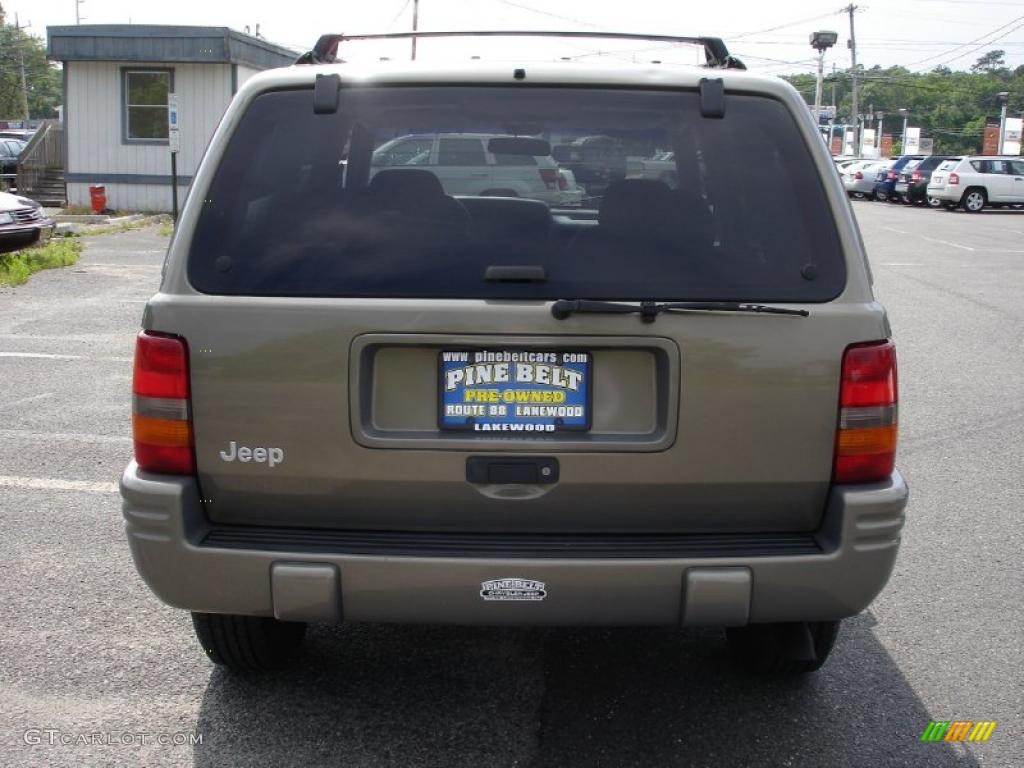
[295,31,746,70]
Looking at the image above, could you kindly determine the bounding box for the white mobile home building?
[47,25,296,212]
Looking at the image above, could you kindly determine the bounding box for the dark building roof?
[48,25,297,70]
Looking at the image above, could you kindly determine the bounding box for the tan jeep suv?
[121,32,907,674]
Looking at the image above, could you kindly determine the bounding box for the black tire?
[875,189,888,202]
[191,612,306,671]
[960,188,986,213]
[726,620,840,675]
[927,196,943,209]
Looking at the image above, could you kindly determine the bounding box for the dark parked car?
[0,138,26,185]
[894,156,950,207]
[873,155,925,202]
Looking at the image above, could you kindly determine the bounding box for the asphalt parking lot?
[1,204,1022,767]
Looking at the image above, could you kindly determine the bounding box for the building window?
[123,69,172,143]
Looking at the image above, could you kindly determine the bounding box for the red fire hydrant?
[89,185,107,214]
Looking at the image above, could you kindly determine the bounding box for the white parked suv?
[927,156,1024,212]
[371,132,580,206]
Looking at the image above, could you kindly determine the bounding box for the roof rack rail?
[295,31,746,70]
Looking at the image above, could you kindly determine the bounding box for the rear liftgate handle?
[466,457,559,500]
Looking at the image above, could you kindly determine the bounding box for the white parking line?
[918,236,974,252]
[0,475,119,494]
[882,226,909,235]
[0,392,54,409]
[0,352,132,362]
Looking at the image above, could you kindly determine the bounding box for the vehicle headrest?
[599,179,676,233]
[370,169,446,203]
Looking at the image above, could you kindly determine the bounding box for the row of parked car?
[837,154,1024,211]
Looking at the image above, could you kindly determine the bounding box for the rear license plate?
[439,349,591,432]
[895,183,908,193]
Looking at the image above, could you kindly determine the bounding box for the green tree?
[971,50,1006,74]
[0,7,63,120]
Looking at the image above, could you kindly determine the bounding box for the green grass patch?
[157,220,174,237]
[0,236,82,286]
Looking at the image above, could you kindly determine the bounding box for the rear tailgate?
[160,77,884,536]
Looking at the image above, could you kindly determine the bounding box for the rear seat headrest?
[370,169,446,203]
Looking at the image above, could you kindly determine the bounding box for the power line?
[904,13,1024,68]
[731,11,840,41]
[386,0,413,30]
[488,0,604,29]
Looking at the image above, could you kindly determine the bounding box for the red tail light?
[132,331,194,474]
[558,173,568,191]
[833,340,898,484]
[949,172,960,185]
[539,168,560,190]
[854,171,863,180]
[911,170,921,182]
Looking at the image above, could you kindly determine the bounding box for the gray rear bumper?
[120,462,908,626]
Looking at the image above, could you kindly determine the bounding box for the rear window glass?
[188,86,845,302]
[938,160,959,171]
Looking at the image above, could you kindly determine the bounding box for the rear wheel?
[875,189,889,202]
[726,620,840,675]
[961,188,986,213]
[927,196,943,208]
[191,612,307,671]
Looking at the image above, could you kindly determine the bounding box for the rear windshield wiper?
[551,299,809,321]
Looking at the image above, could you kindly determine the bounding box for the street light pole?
[813,48,826,122]
[900,108,909,154]
[411,0,419,60]
[810,31,838,146]
[997,92,1010,154]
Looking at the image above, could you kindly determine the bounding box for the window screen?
[189,86,846,302]
[124,70,170,141]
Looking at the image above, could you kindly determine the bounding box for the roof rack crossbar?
[295,31,745,70]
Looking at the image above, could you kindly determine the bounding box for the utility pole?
[831,63,837,111]
[13,13,30,121]
[75,0,85,25]
[845,4,859,155]
[411,0,419,60]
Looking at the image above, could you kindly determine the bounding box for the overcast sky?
[8,0,1024,77]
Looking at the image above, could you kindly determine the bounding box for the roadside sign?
[168,93,180,153]
[860,128,878,158]
[905,127,920,154]
[1003,117,1022,155]
[983,121,1000,155]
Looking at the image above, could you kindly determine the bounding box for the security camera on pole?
[810,31,838,141]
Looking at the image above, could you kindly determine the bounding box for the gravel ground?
[0,207,1021,767]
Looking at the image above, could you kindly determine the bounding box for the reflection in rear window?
[188,86,845,302]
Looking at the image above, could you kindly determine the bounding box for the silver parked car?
[120,32,907,676]
[842,159,891,199]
